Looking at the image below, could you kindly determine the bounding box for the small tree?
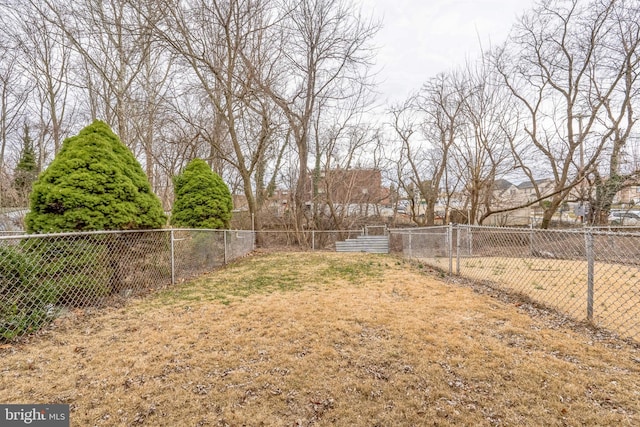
[171,159,233,229]
[25,120,166,233]
[12,124,38,207]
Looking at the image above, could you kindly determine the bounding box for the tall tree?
[588,0,640,223]
[453,60,520,225]
[309,76,380,229]
[9,2,74,161]
[243,0,379,238]
[389,73,463,226]
[12,123,39,207]
[0,26,31,207]
[151,0,286,234]
[493,0,640,227]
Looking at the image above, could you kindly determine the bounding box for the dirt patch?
[1,252,639,426]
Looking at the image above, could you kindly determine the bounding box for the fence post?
[585,229,595,321]
[456,225,461,275]
[224,230,228,265]
[408,230,413,259]
[529,223,534,256]
[448,223,453,275]
[170,229,175,286]
[312,230,315,251]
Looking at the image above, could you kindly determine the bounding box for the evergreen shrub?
[171,159,232,229]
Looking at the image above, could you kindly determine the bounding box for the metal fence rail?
[390,225,640,342]
[0,229,254,341]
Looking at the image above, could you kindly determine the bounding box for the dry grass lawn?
[421,255,640,341]
[1,252,639,426]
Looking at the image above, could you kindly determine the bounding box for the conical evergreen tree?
[12,124,38,206]
[25,120,166,233]
[171,158,233,229]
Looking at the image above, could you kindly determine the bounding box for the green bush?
[0,245,50,341]
[1,236,118,341]
[25,120,166,233]
[170,159,233,229]
[26,238,112,306]
[0,245,32,295]
[0,303,49,341]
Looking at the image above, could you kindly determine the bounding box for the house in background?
[231,173,640,227]
[265,189,291,217]
[492,179,518,200]
[613,185,640,206]
[514,179,556,205]
[480,179,524,226]
[306,168,390,218]
[232,168,391,222]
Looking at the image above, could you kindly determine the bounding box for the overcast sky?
[362,0,537,103]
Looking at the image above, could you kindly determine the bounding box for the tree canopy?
[170,159,232,229]
[25,120,166,233]
[2,0,639,230]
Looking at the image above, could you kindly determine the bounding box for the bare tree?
[308,75,380,229]
[5,2,74,166]
[242,0,379,238]
[33,0,154,146]
[389,72,464,226]
[0,25,31,207]
[588,0,640,222]
[493,0,640,227]
[314,123,383,229]
[452,60,521,225]
[389,98,430,226]
[149,0,288,233]
[28,0,191,199]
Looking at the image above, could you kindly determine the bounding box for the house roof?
[492,179,514,190]
[517,178,554,189]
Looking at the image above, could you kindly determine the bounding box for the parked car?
[608,211,640,225]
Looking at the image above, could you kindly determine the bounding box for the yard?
[1,252,639,426]
[420,254,640,341]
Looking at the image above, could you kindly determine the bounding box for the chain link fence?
[390,225,640,343]
[0,229,254,341]
[5,223,639,343]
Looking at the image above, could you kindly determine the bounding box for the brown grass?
[1,252,639,426]
[421,255,640,341]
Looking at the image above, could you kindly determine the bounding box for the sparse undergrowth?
[1,252,639,426]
